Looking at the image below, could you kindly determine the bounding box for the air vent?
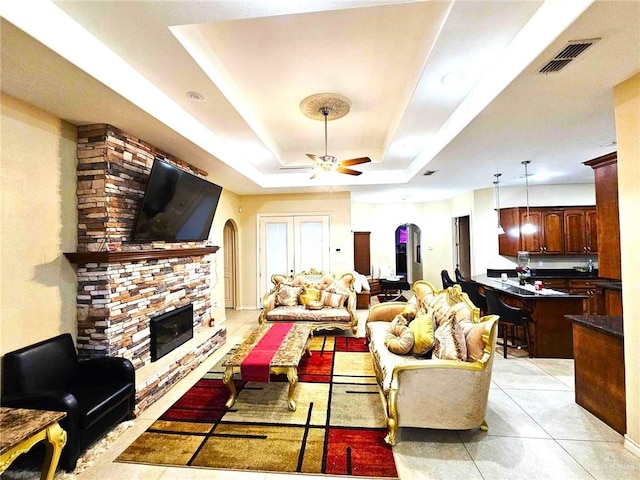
[537,38,600,74]
[423,170,437,176]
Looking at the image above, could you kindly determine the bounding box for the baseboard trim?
[624,435,640,458]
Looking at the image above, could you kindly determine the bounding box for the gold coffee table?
[0,407,67,480]
[222,323,312,411]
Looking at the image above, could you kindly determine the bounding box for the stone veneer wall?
[71,124,224,411]
[76,123,208,253]
[76,255,212,368]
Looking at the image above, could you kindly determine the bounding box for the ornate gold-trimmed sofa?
[259,270,358,334]
[365,280,499,445]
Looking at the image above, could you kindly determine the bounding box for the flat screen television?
[130,159,222,242]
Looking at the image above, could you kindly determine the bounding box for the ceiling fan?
[299,93,371,179]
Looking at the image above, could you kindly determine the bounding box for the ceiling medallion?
[300,93,351,121]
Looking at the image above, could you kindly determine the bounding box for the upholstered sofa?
[259,270,358,333]
[365,281,499,445]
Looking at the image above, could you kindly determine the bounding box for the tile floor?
[76,309,640,480]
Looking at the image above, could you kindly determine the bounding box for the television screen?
[130,160,222,242]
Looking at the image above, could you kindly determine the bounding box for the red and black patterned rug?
[117,332,398,478]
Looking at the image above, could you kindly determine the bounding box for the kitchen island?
[472,274,588,358]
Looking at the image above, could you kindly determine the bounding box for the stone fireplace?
[65,124,226,413]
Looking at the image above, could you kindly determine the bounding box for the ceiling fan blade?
[280,166,313,171]
[336,167,362,176]
[306,153,322,163]
[339,157,371,167]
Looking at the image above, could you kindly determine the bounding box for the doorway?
[257,215,330,304]
[454,216,471,278]
[395,223,422,283]
[223,220,238,309]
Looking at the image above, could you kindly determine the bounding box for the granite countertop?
[473,274,588,299]
[565,314,623,339]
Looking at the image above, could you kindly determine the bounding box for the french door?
[258,215,330,305]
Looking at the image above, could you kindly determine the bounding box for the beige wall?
[0,94,78,355]
[237,192,352,308]
[614,72,640,451]
[208,189,241,322]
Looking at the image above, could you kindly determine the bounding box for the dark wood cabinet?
[564,208,598,254]
[498,208,522,256]
[584,153,621,280]
[499,206,596,256]
[568,279,598,314]
[353,231,371,275]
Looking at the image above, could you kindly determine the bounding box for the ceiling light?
[493,173,505,235]
[521,160,537,234]
[186,91,206,102]
[441,71,465,85]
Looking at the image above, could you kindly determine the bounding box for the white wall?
[353,183,598,286]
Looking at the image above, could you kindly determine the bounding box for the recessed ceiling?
[1,0,637,202]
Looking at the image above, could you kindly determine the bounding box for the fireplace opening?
[150,304,194,362]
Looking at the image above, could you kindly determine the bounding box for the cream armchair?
[365,281,499,445]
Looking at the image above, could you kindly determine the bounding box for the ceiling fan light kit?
[300,93,371,178]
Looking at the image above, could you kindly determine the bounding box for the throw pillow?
[321,290,346,308]
[465,321,488,362]
[401,303,418,321]
[300,284,321,306]
[390,314,408,329]
[408,312,435,356]
[433,311,468,361]
[275,284,302,307]
[384,323,415,355]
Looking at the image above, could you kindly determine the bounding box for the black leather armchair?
[1,333,136,471]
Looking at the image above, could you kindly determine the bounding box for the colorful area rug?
[117,333,398,478]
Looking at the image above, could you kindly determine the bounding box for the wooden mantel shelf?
[64,246,219,264]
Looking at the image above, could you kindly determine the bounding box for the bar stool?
[458,278,488,316]
[441,270,455,289]
[485,288,531,358]
[454,267,465,283]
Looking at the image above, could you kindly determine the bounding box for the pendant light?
[521,160,537,234]
[493,173,505,235]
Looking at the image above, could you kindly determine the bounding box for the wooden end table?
[0,407,67,480]
[222,323,313,411]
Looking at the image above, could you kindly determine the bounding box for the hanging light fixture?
[493,173,505,235]
[521,160,537,234]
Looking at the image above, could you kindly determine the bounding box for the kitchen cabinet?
[564,208,598,254]
[584,153,620,280]
[519,208,565,254]
[569,279,598,314]
[498,206,597,256]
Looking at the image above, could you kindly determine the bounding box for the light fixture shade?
[493,173,505,235]
[521,161,537,234]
